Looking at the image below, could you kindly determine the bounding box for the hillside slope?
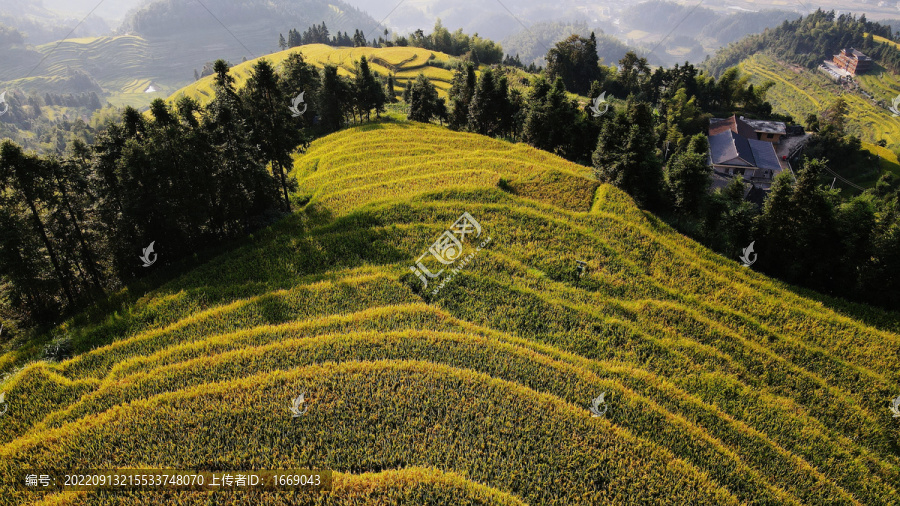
[0,121,899,504]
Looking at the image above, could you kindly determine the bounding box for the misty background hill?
[0,0,809,71]
[0,0,381,100]
[342,0,802,65]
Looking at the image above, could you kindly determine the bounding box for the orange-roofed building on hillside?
[833,48,873,76]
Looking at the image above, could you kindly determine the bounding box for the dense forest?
[0,90,110,154]
[705,10,900,76]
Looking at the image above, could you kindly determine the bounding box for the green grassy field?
[0,120,898,504]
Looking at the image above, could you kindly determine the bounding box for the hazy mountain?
[501,21,650,67]
[0,0,383,104]
[699,9,799,46]
[344,0,591,42]
[616,1,799,66]
[40,0,145,24]
[120,0,380,57]
[341,0,799,67]
[0,0,111,43]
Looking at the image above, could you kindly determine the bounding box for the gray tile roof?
[709,131,750,165]
[708,130,780,171]
[748,139,782,171]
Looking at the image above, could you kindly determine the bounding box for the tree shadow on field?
[643,204,900,333]
[247,292,296,326]
[52,205,416,356]
[354,118,415,132]
[150,204,413,299]
[781,282,900,334]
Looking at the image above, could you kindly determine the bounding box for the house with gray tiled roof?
[708,116,785,188]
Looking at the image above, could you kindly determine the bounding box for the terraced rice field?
[170,44,458,106]
[741,53,900,152]
[0,35,184,111]
[0,36,152,92]
[873,34,900,51]
[1,121,898,504]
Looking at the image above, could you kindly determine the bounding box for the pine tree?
[448,62,476,130]
[546,34,602,95]
[523,77,575,155]
[205,60,279,229]
[279,34,287,50]
[288,29,301,48]
[353,56,385,121]
[49,153,104,291]
[406,74,446,123]
[755,158,842,291]
[386,74,396,103]
[0,189,50,318]
[28,96,42,117]
[280,52,321,130]
[664,134,711,215]
[592,101,662,209]
[353,29,366,47]
[0,141,77,307]
[319,65,351,132]
[467,69,512,137]
[242,59,304,211]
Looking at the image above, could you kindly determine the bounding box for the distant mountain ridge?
[0,0,383,111]
[120,0,379,54]
[0,0,110,44]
